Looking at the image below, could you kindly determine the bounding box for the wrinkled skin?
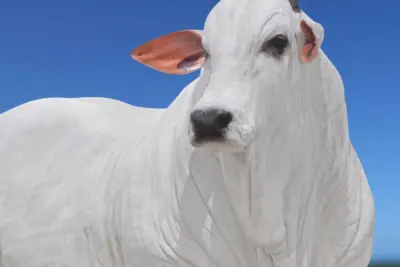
[0,0,374,266]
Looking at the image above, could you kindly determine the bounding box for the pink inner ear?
[300,20,318,63]
[177,51,206,72]
[131,30,206,74]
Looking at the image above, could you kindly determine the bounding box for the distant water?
[369,262,400,267]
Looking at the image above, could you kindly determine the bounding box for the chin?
[189,137,248,154]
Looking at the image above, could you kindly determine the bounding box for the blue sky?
[1,0,399,261]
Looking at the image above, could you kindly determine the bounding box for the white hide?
[0,0,374,267]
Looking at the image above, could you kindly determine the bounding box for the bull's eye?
[261,34,289,58]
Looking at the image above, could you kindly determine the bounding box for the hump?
[0,97,164,136]
[0,97,166,161]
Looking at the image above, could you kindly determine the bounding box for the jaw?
[189,139,248,154]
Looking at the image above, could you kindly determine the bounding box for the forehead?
[203,0,293,50]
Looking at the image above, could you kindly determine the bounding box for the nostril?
[215,111,232,129]
[190,110,204,126]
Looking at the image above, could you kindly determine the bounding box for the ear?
[299,19,324,63]
[131,30,206,75]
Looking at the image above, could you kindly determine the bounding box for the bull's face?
[131,0,324,152]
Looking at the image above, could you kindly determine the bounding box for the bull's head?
[131,0,324,152]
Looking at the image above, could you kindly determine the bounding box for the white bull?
[0,0,374,266]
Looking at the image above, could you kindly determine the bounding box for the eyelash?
[261,34,290,58]
[201,34,289,60]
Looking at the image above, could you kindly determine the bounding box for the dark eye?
[261,34,289,58]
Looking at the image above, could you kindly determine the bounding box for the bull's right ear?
[297,14,324,64]
[131,30,206,75]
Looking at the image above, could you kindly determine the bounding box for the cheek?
[254,55,286,82]
[255,54,296,93]
[248,75,285,120]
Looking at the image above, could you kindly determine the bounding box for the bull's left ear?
[131,30,206,75]
[298,18,324,63]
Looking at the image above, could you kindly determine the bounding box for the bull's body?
[0,0,375,265]
[0,71,374,267]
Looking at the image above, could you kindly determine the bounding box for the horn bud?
[289,0,300,11]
